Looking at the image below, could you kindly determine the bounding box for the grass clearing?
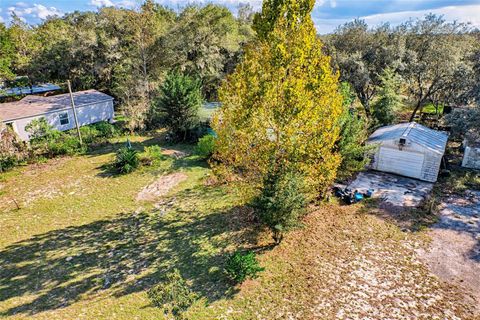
[0,133,476,319]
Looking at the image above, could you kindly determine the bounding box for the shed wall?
[369,139,442,182]
[462,146,480,169]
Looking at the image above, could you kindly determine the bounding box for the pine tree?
[212,0,342,198]
[154,72,203,142]
[373,68,402,126]
[336,82,372,179]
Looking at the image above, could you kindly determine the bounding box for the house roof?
[368,122,449,154]
[0,90,114,122]
[0,83,61,98]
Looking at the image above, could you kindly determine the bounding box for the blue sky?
[1,0,480,33]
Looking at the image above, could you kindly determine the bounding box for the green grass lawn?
[0,133,475,319]
[0,134,256,319]
[421,103,444,115]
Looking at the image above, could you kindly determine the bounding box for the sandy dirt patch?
[136,173,188,201]
[161,149,189,159]
[417,190,480,311]
[345,171,434,207]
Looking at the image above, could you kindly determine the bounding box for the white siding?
[11,100,114,141]
[377,147,425,179]
[462,146,480,169]
[369,139,442,182]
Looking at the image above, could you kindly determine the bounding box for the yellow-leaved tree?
[211,0,342,198]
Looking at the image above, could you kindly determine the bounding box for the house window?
[59,112,69,125]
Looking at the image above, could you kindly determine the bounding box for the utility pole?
[67,80,82,145]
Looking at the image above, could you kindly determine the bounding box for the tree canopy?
[212,0,342,197]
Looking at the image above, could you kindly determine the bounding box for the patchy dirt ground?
[136,172,188,201]
[161,149,189,159]
[229,205,476,320]
[346,171,434,207]
[417,190,480,312]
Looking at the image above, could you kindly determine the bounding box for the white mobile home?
[367,122,448,182]
[0,90,114,141]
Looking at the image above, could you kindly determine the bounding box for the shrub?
[25,118,56,142]
[78,122,117,144]
[0,155,18,172]
[195,134,215,159]
[78,126,100,144]
[92,121,117,138]
[114,145,139,174]
[225,251,264,283]
[0,123,27,172]
[47,135,83,156]
[253,169,307,244]
[140,145,164,166]
[147,269,198,316]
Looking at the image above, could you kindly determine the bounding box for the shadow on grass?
[0,185,261,316]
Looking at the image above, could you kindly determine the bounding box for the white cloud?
[89,0,115,7]
[361,5,480,27]
[314,4,480,34]
[7,3,62,20]
[34,4,62,19]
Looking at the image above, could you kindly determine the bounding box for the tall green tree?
[402,14,473,121]
[0,23,15,81]
[154,72,203,141]
[160,4,251,99]
[336,82,371,179]
[212,0,343,198]
[373,68,402,126]
[329,20,404,117]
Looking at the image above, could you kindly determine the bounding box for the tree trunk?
[409,99,422,122]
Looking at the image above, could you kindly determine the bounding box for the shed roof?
[0,90,113,122]
[368,122,448,154]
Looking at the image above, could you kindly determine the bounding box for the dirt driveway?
[418,190,480,311]
[346,171,434,207]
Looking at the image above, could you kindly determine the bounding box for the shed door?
[377,147,425,179]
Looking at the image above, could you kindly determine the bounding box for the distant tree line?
[0,0,255,132]
[325,15,480,127]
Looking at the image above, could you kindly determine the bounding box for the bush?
[47,135,83,156]
[140,145,164,166]
[195,134,215,158]
[253,169,308,244]
[78,122,117,144]
[78,126,100,144]
[0,155,18,172]
[0,123,27,172]
[147,269,198,316]
[92,121,118,138]
[225,251,264,283]
[114,145,139,174]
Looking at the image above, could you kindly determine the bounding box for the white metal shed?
[367,122,448,182]
[462,130,480,170]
